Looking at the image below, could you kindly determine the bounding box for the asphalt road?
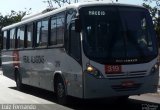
[0,72,160,110]
[0,74,72,110]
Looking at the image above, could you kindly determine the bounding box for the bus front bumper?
[83,73,159,99]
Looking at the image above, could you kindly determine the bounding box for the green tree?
[143,0,160,26]
[0,9,31,55]
[142,0,160,46]
[43,0,78,8]
[0,9,31,28]
[143,0,160,6]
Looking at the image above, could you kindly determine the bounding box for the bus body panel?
[2,51,15,79]
[83,71,158,98]
[82,57,159,98]
[2,48,83,98]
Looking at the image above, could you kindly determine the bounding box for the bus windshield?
[80,6,158,64]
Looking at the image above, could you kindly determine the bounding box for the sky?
[0,0,144,15]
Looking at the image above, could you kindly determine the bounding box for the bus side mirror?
[75,18,81,32]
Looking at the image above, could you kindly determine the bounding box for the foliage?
[0,9,31,50]
[52,0,71,7]
[143,0,160,6]
[143,0,160,25]
[143,0,160,46]
[0,9,31,29]
[43,0,78,8]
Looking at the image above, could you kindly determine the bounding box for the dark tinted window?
[50,13,65,46]
[3,31,7,49]
[50,17,57,45]
[69,23,81,60]
[26,23,33,48]
[10,28,16,49]
[57,14,64,44]
[80,6,158,64]
[17,26,25,48]
[36,19,48,47]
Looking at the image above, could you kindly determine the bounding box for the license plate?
[105,65,122,73]
[121,80,134,87]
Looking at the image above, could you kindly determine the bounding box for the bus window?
[57,14,65,44]
[69,23,81,61]
[41,19,48,46]
[50,16,57,45]
[50,13,64,46]
[36,21,41,47]
[10,28,16,49]
[26,23,33,48]
[65,10,77,52]
[67,9,76,26]
[17,26,25,48]
[80,6,158,64]
[3,31,7,49]
[36,19,48,47]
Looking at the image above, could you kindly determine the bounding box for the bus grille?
[106,70,147,79]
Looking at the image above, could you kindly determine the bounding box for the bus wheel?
[15,70,24,91]
[116,96,129,103]
[55,77,67,105]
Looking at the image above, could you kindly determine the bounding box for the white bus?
[1,2,159,104]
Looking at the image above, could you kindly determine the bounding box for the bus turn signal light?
[87,66,94,72]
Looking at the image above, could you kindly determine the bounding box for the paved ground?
[0,73,72,110]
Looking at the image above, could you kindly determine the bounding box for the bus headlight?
[86,65,104,78]
[150,63,159,75]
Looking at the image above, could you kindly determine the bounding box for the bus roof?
[2,1,144,31]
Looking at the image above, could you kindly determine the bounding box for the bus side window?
[36,19,48,47]
[6,31,10,49]
[10,28,16,49]
[41,19,48,46]
[50,16,57,45]
[26,23,33,48]
[57,13,65,44]
[36,21,42,47]
[67,9,76,27]
[17,26,25,49]
[3,31,7,49]
[69,23,81,61]
[65,9,77,52]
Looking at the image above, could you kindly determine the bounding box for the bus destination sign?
[88,11,106,16]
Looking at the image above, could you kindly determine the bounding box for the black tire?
[55,76,67,105]
[15,70,24,91]
[119,96,129,100]
[115,96,129,103]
